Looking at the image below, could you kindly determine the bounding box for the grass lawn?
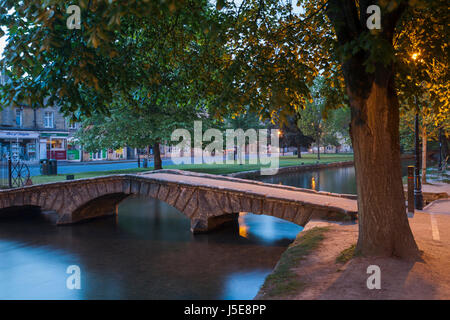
[31,153,354,185]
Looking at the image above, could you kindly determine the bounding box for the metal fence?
[0,157,31,189]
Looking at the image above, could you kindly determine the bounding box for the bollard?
[407,166,415,213]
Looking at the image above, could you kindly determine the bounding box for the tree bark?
[422,127,427,184]
[349,74,419,259]
[154,142,162,170]
[317,136,320,160]
[297,141,302,158]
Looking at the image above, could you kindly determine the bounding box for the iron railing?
[0,157,31,189]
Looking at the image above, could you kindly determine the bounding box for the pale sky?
[0,27,6,59]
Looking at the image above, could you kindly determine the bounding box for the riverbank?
[31,154,354,184]
[256,201,450,300]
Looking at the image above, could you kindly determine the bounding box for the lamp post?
[438,127,443,171]
[414,101,423,209]
[278,130,284,156]
[412,52,423,210]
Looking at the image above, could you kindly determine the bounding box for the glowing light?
[411,52,420,61]
[238,212,249,238]
[311,177,316,190]
[239,225,248,238]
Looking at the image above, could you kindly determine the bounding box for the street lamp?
[411,52,423,210]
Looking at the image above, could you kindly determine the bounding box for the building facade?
[0,103,80,162]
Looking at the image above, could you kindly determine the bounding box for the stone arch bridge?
[0,170,358,233]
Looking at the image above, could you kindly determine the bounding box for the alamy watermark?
[66,265,81,290]
[366,265,381,289]
[66,5,81,30]
[366,5,381,30]
[170,121,280,175]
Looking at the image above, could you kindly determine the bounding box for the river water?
[0,163,373,299]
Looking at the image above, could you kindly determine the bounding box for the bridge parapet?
[0,170,358,233]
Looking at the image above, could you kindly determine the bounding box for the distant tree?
[280,115,314,158]
[297,100,324,159]
[223,109,268,161]
[77,95,203,170]
[327,106,352,150]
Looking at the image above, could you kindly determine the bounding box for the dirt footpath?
[276,202,450,300]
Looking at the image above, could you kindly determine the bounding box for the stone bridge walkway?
[0,170,358,233]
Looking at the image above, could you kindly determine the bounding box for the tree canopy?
[1,1,447,122]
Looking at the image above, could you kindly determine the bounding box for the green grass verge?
[259,226,329,298]
[31,154,353,184]
[335,244,357,264]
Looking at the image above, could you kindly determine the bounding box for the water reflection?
[0,196,303,299]
[239,213,303,244]
[255,166,357,194]
[0,240,83,299]
[254,160,418,195]
[222,270,272,300]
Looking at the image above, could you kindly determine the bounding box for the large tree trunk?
[422,127,427,184]
[349,73,419,259]
[154,142,162,170]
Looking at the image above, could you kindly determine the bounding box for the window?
[15,109,23,127]
[44,111,54,128]
[46,138,66,150]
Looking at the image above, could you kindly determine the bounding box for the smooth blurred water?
[0,197,302,300]
[254,159,417,194]
[255,166,357,194]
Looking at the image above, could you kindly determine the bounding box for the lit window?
[15,109,23,127]
[44,111,54,128]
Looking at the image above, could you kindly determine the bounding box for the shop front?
[40,132,69,160]
[67,138,82,161]
[0,130,40,162]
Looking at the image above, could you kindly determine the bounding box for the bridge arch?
[0,171,357,233]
